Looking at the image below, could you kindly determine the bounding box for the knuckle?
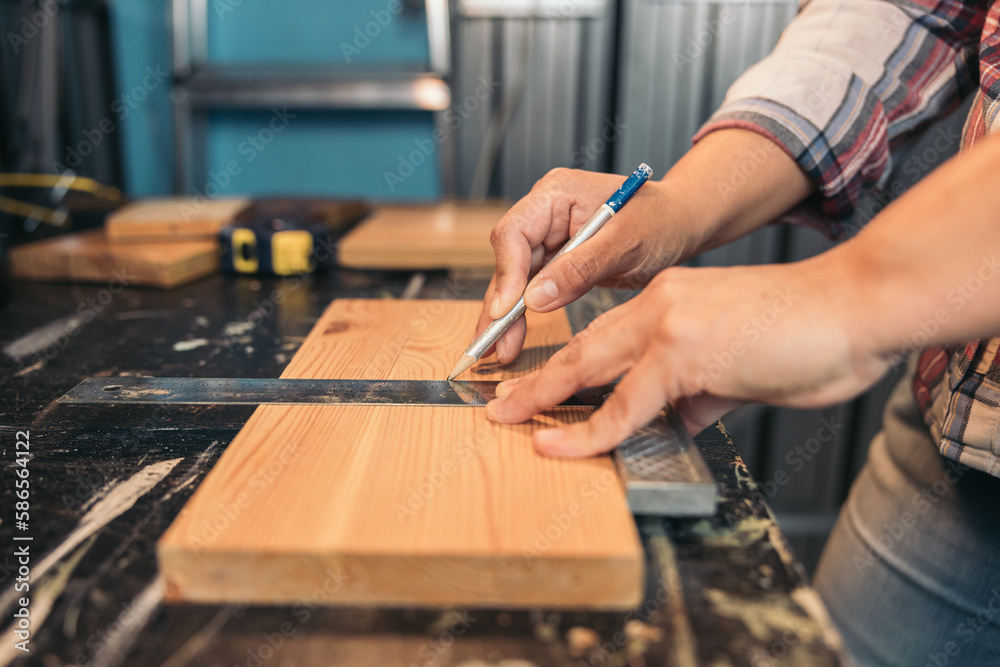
[555,333,590,369]
[649,268,674,289]
[543,167,573,184]
[654,315,681,347]
[597,391,632,432]
[489,223,509,248]
[559,251,603,288]
[587,309,616,332]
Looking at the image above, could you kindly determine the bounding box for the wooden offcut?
[9,229,218,289]
[106,197,249,241]
[158,299,643,609]
[338,202,508,271]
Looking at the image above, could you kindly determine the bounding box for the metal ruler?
[59,377,717,517]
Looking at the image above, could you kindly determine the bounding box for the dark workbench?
[0,269,846,666]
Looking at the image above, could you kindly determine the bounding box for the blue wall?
[107,0,174,195]
[207,0,429,65]
[108,0,441,200]
[205,109,441,200]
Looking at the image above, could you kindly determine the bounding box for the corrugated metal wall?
[614,0,797,272]
[614,0,798,176]
[452,1,617,198]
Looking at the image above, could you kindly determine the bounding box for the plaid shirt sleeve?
[692,0,985,240]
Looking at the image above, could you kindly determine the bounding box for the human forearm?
[819,132,1000,361]
[663,128,813,257]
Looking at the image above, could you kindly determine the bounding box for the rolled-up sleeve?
[692,0,984,239]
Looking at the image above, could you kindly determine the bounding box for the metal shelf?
[177,67,450,111]
[169,0,454,194]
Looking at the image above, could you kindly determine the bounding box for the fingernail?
[490,293,502,319]
[496,336,508,363]
[526,278,559,309]
[485,399,502,421]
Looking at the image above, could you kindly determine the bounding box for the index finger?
[485,301,647,423]
[489,218,538,319]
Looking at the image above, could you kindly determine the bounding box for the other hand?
[485,259,890,457]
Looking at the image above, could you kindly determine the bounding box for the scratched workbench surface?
[0,269,845,667]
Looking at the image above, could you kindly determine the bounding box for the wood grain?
[9,229,218,289]
[337,202,509,271]
[158,299,643,609]
[106,197,249,241]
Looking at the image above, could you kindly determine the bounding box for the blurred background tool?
[219,198,370,275]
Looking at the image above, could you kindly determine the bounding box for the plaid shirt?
[694,0,1000,477]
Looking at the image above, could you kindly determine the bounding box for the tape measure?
[219,199,370,276]
[221,219,320,275]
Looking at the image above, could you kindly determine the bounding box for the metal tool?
[59,376,717,517]
[58,377,603,407]
[447,163,654,380]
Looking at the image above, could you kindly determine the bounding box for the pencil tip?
[447,354,476,381]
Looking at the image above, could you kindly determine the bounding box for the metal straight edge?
[58,376,718,517]
[56,377,605,408]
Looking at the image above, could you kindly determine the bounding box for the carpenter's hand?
[485,260,890,457]
[475,168,697,363]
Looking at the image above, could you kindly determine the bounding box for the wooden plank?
[9,230,218,289]
[337,202,509,271]
[106,197,249,241]
[158,299,643,609]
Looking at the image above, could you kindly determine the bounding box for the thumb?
[523,241,620,312]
